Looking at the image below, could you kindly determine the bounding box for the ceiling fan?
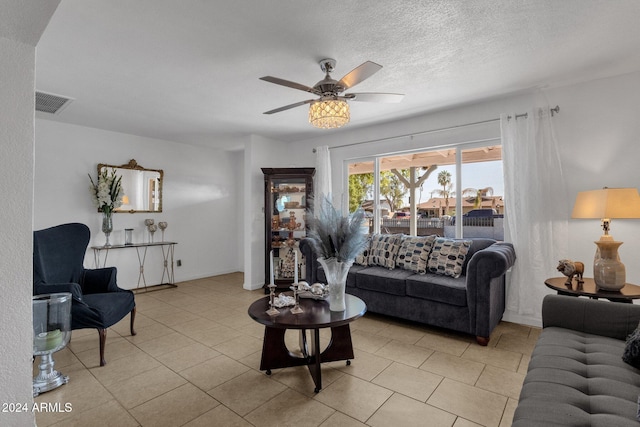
[260,59,404,128]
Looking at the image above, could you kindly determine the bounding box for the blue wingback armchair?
[33,223,136,366]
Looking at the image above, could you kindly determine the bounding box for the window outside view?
[348,145,504,239]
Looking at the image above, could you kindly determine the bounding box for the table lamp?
[571,187,640,290]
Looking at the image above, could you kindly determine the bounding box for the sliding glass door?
[347,143,504,239]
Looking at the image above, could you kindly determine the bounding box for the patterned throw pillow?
[396,235,436,274]
[367,234,404,269]
[354,237,371,266]
[427,238,472,278]
[623,322,640,369]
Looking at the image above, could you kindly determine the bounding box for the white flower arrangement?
[306,196,368,263]
[88,168,123,214]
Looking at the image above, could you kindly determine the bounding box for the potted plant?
[88,168,123,246]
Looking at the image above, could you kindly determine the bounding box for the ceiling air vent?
[35,91,74,114]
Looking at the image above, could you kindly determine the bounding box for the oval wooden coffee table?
[248,293,366,392]
[545,277,640,303]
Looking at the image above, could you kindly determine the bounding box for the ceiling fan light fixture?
[309,99,350,129]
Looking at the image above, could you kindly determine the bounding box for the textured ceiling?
[35,0,640,150]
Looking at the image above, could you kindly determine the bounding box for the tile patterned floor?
[34,273,537,426]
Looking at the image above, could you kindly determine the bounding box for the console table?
[91,242,177,290]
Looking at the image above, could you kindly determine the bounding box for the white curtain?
[315,145,332,202]
[501,106,568,320]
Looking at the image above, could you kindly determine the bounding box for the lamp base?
[594,240,625,291]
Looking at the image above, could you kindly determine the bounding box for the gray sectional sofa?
[299,235,516,345]
[513,294,640,426]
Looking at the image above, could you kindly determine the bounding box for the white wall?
[0,2,60,423]
[242,134,316,290]
[288,70,640,326]
[556,72,640,287]
[243,135,273,290]
[34,119,243,288]
[0,35,38,427]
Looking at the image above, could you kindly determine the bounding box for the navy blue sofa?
[300,236,516,345]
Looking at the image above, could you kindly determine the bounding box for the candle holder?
[148,224,157,243]
[33,293,72,397]
[290,284,303,314]
[124,228,133,245]
[158,221,168,241]
[266,284,280,316]
[144,219,154,243]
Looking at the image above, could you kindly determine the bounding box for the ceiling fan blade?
[263,99,315,115]
[347,92,405,103]
[337,61,383,90]
[260,76,321,95]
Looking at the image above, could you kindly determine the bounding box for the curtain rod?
[312,105,560,153]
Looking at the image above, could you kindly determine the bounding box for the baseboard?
[174,269,242,283]
[502,310,542,328]
[243,282,264,291]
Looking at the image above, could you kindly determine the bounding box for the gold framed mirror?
[98,159,163,213]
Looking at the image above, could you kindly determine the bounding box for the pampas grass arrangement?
[306,195,368,262]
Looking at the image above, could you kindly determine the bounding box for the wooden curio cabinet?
[262,167,315,292]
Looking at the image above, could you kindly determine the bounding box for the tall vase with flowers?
[88,168,123,247]
[306,196,368,311]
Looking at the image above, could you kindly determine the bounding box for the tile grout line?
[36,274,530,426]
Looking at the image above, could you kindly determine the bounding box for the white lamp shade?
[571,188,640,219]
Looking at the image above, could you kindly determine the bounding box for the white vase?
[317,257,353,311]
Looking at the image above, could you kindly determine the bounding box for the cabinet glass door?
[263,168,314,291]
[269,178,306,284]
